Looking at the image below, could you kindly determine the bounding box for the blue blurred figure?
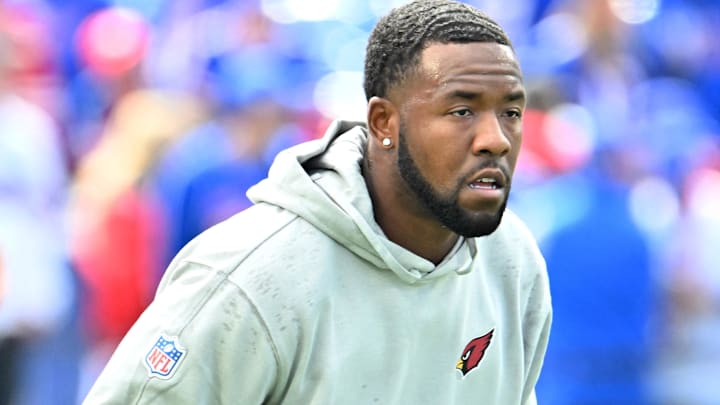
[149,46,311,270]
[536,150,654,404]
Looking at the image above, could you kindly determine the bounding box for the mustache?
[463,160,510,182]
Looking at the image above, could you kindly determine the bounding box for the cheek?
[409,127,467,175]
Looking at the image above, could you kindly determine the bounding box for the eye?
[450,108,473,117]
[502,109,523,119]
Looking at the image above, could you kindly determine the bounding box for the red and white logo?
[144,334,186,379]
[456,329,494,377]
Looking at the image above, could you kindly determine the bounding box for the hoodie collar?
[248,120,479,284]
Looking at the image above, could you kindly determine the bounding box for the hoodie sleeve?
[520,265,553,405]
[83,261,280,405]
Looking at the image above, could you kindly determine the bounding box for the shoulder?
[157,201,337,314]
[168,203,297,272]
[153,203,315,323]
[160,201,334,283]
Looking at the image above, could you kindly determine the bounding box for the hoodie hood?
[247,120,478,284]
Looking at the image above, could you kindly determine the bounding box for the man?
[84,1,551,404]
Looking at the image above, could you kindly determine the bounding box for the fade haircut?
[363,0,512,101]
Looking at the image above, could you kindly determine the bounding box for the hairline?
[385,39,517,99]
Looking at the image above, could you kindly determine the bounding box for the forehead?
[411,42,523,94]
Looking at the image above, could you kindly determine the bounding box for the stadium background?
[0,0,718,403]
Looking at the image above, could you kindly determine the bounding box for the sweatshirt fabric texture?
[84,121,552,405]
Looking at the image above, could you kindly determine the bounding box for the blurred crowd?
[0,0,717,404]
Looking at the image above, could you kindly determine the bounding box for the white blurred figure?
[0,29,75,405]
[650,161,720,405]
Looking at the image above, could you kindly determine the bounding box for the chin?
[448,209,506,238]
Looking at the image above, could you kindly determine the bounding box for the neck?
[363,152,459,265]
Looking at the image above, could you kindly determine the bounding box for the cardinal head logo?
[456,329,494,377]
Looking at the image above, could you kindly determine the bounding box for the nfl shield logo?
[144,334,186,379]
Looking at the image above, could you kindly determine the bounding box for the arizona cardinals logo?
[456,329,494,376]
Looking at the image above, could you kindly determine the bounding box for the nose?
[470,112,511,157]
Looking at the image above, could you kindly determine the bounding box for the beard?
[397,126,509,238]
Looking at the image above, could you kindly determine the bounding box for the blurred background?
[0,0,717,404]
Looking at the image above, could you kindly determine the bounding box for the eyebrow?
[445,89,526,103]
[504,90,526,103]
[448,90,480,101]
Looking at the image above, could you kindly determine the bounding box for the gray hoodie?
[84,121,551,405]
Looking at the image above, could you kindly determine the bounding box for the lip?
[462,167,508,208]
[466,167,507,189]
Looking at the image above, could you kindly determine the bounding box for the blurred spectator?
[148,102,308,269]
[148,44,315,269]
[517,1,714,402]
[68,88,206,397]
[649,149,720,405]
[535,151,655,404]
[0,18,76,405]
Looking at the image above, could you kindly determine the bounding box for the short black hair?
[363,0,512,101]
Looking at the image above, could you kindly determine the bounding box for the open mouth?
[469,178,500,190]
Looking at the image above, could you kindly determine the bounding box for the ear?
[367,96,399,147]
